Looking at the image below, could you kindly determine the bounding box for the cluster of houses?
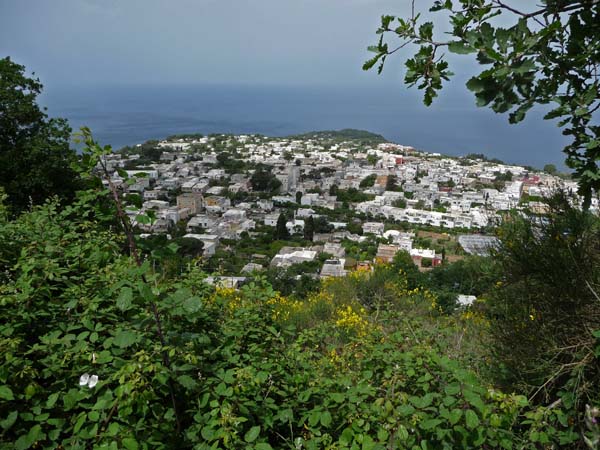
[99,132,585,283]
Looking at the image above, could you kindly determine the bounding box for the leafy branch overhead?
[364,0,600,206]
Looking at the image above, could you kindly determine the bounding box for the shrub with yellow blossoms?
[334,305,369,338]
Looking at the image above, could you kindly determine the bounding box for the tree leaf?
[15,425,42,450]
[177,375,197,390]
[182,296,202,314]
[135,214,151,225]
[46,393,59,408]
[116,287,133,311]
[122,438,139,450]
[420,418,443,430]
[255,444,273,450]
[465,409,480,429]
[448,41,476,54]
[113,329,139,348]
[397,425,409,440]
[0,411,18,430]
[449,408,463,425]
[320,411,332,427]
[244,425,261,443]
[0,385,14,400]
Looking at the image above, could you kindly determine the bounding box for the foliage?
[264,263,321,299]
[288,128,387,144]
[359,174,377,188]
[427,255,499,310]
[385,174,401,191]
[0,125,596,448]
[250,164,282,193]
[365,1,600,206]
[0,184,589,449]
[497,171,513,182]
[304,215,315,241]
[174,237,205,258]
[392,198,407,208]
[166,133,204,140]
[335,188,375,203]
[463,153,506,165]
[275,213,290,240]
[0,195,214,449]
[486,193,600,421]
[366,154,379,166]
[0,57,81,214]
[216,151,252,174]
[313,216,333,234]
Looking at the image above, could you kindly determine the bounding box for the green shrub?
[487,193,600,420]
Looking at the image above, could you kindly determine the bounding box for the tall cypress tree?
[304,215,315,241]
[275,213,289,240]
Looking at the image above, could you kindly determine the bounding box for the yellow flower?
[334,305,369,337]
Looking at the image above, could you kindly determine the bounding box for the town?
[99,129,583,290]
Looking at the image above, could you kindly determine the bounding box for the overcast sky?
[0,0,431,87]
[1,0,569,167]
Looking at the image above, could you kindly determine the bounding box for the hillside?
[287,128,388,144]
[1,168,599,448]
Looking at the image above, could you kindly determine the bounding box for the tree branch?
[96,151,182,435]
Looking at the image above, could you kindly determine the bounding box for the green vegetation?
[275,213,289,240]
[334,188,375,203]
[385,174,401,191]
[304,215,315,241]
[166,133,205,140]
[364,1,600,206]
[366,154,379,166]
[463,153,506,165]
[288,129,387,144]
[0,129,599,449]
[0,57,81,214]
[250,164,282,193]
[119,141,163,168]
[1,57,599,448]
[359,174,377,188]
[544,164,558,175]
[392,198,407,208]
[215,150,254,174]
[488,194,600,408]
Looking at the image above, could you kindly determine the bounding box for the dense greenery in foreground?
[0,145,599,450]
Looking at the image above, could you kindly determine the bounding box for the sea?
[40,83,569,169]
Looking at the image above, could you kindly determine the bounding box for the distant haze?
[1,0,413,86]
[2,0,569,168]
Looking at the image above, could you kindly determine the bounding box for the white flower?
[79,373,99,388]
[79,373,90,386]
[88,375,99,388]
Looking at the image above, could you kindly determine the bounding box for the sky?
[0,0,424,87]
[0,0,570,167]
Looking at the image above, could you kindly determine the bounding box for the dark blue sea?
[40,83,569,169]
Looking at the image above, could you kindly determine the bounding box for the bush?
[486,193,600,418]
[359,174,377,188]
[0,196,585,449]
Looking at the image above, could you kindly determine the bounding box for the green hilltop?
[287,128,388,144]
